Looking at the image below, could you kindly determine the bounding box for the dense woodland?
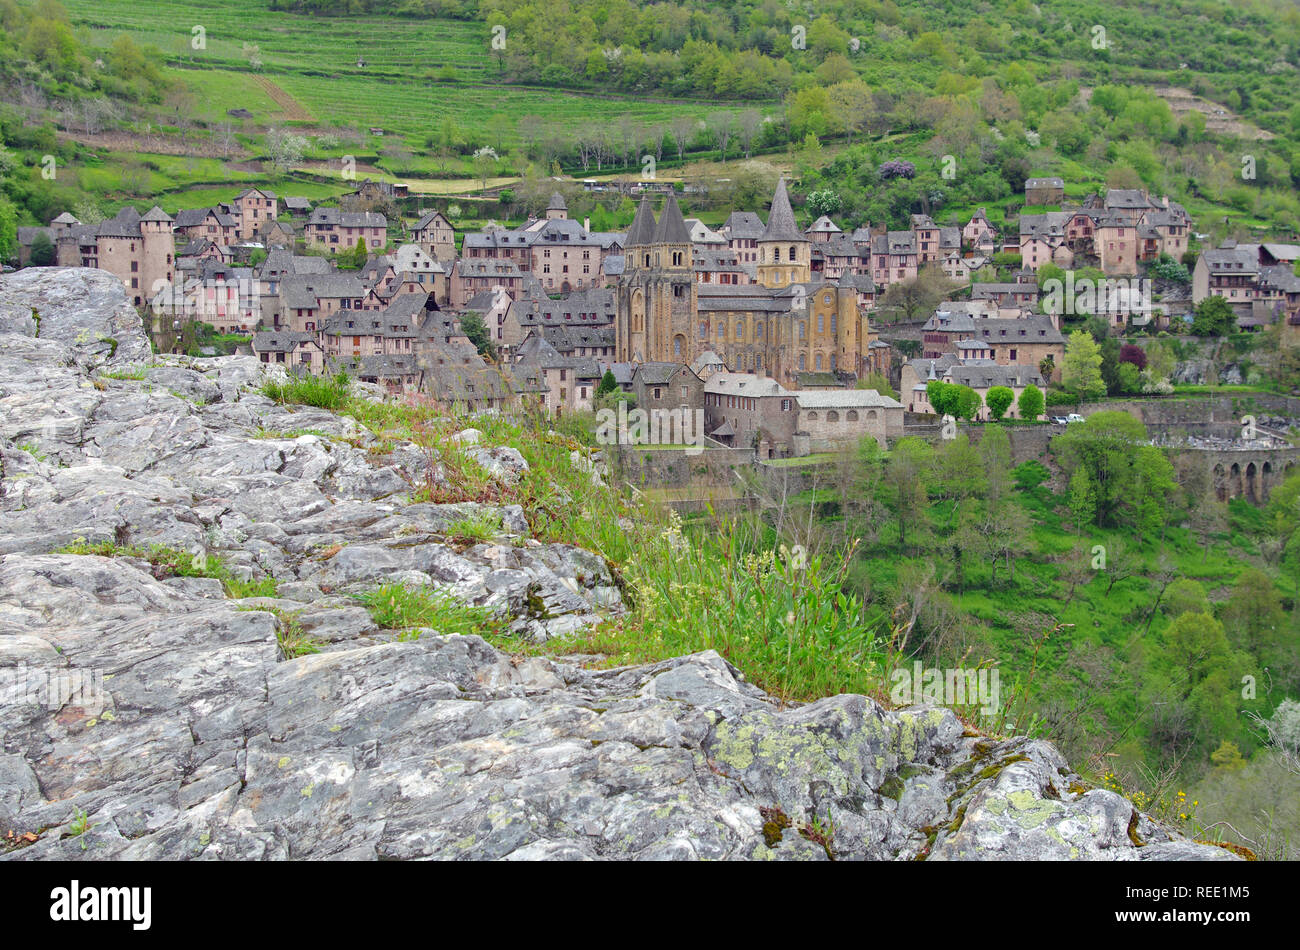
[739,413,1300,857]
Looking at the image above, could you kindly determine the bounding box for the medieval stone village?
[14,172,1299,505]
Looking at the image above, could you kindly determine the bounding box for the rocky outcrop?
[0,269,1235,860]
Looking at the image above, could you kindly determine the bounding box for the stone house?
[305,208,388,255]
[631,362,704,420]
[54,206,175,308]
[702,371,798,454]
[411,209,456,263]
[720,210,764,266]
[805,215,843,243]
[1024,177,1065,205]
[971,282,1040,310]
[1192,244,1261,313]
[231,188,278,241]
[794,388,904,451]
[453,259,528,307]
[920,308,1064,377]
[499,280,615,356]
[173,207,241,247]
[963,209,998,254]
[872,231,918,286]
[513,333,602,416]
[251,330,325,375]
[901,355,1046,421]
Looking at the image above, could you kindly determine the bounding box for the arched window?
[789,245,798,259]
[736,316,745,337]
[799,321,806,339]
[773,247,781,262]
[798,354,806,370]
[817,314,824,333]
[673,335,683,357]
[847,410,858,421]
[815,354,823,371]
[807,411,818,421]
[827,410,839,422]
[699,322,707,340]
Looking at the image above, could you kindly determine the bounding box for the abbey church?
[615,178,883,388]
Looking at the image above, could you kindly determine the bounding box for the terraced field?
[61,0,767,147]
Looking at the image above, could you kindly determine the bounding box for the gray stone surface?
[0,269,1236,861]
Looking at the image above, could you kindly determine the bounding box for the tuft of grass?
[358,583,504,640]
[270,609,321,659]
[261,372,350,410]
[65,808,94,851]
[224,575,280,598]
[446,509,504,543]
[53,538,276,599]
[102,366,147,380]
[250,427,332,440]
[17,442,47,461]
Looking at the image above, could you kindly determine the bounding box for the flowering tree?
[806,189,842,218]
[878,159,916,180]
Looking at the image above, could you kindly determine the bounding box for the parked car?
[1066,413,1085,424]
[1051,415,1068,425]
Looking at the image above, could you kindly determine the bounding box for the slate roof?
[806,215,842,235]
[795,389,901,409]
[703,372,790,397]
[722,211,765,240]
[633,362,692,386]
[624,197,657,247]
[652,194,692,245]
[251,331,319,353]
[1200,246,1258,275]
[946,363,1045,389]
[308,208,387,228]
[761,178,803,243]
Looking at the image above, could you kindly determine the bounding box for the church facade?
[615,179,881,389]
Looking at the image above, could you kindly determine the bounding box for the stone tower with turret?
[139,206,175,310]
[757,178,810,288]
[616,194,696,363]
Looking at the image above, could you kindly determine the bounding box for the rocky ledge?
[0,269,1233,860]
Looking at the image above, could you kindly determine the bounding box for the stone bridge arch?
[1210,452,1297,502]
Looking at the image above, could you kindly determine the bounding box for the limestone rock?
[0,273,1235,861]
[0,267,151,363]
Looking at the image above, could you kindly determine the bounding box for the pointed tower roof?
[624,197,657,247]
[761,177,803,242]
[141,206,173,223]
[652,193,691,245]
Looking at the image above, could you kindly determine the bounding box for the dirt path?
[252,75,313,122]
